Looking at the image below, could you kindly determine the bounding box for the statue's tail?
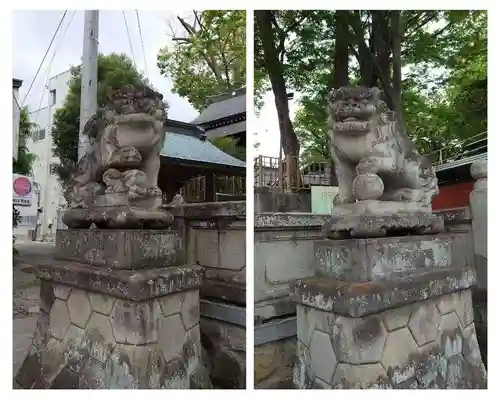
[420,169,439,207]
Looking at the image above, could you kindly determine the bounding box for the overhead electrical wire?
[122,11,138,69]
[21,10,68,107]
[135,10,149,80]
[34,10,76,124]
[13,91,21,110]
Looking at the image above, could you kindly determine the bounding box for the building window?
[33,128,46,142]
[50,90,56,106]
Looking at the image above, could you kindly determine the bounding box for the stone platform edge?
[435,207,471,225]
[165,201,246,219]
[35,260,205,302]
[291,267,476,317]
[254,208,468,231]
[255,213,330,229]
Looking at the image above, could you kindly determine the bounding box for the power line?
[13,91,21,111]
[34,10,76,124]
[21,10,68,107]
[122,11,137,69]
[45,10,76,84]
[135,10,149,80]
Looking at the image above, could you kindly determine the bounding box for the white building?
[15,70,72,241]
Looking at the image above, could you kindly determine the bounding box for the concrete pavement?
[12,241,55,379]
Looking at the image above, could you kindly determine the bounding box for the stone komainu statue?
[66,85,166,210]
[327,86,439,212]
[63,85,172,229]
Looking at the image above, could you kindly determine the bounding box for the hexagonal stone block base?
[16,276,210,389]
[294,289,487,389]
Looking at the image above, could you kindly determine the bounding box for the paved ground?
[12,242,56,377]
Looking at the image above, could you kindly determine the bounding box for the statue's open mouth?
[114,113,158,126]
[334,118,372,133]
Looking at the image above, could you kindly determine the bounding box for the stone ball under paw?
[353,173,384,200]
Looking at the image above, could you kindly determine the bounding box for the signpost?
[13,174,33,207]
[311,185,339,214]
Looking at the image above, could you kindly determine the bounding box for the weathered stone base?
[291,267,476,317]
[56,229,184,269]
[314,234,451,282]
[324,209,444,239]
[200,311,245,389]
[63,206,173,229]
[293,288,486,389]
[15,265,211,389]
[255,338,296,389]
[472,289,487,368]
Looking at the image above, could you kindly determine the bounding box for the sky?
[254,92,300,158]
[11,9,289,159]
[11,9,361,163]
[12,10,199,122]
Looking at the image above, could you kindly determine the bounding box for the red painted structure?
[428,133,486,211]
[430,153,486,211]
[432,181,474,210]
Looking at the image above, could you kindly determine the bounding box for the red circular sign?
[13,176,32,197]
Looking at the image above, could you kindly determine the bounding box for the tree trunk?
[349,11,397,113]
[368,13,378,87]
[255,11,300,190]
[391,10,404,132]
[332,10,350,88]
[350,11,374,87]
[330,10,350,186]
[373,11,391,93]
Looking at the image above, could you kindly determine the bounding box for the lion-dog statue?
[327,86,439,214]
[66,85,166,209]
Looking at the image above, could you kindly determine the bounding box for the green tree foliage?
[51,53,148,187]
[157,10,246,112]
[256,10,487,165]
[13,107,36,254]
[13,107,37,176]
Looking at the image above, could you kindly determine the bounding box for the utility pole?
[78,10,99,162]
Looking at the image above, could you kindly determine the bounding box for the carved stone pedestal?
[291,235,487,389]
[15,260,211,389]
[15,84,215,389]
[63,207,174,229]
[56,229,184,269]
[324,208,444,239]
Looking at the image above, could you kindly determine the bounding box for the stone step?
[200,299,245,327]
[254,316,297,346]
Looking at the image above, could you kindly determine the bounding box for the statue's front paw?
[356,159,377,175]
[108,147,142,165]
